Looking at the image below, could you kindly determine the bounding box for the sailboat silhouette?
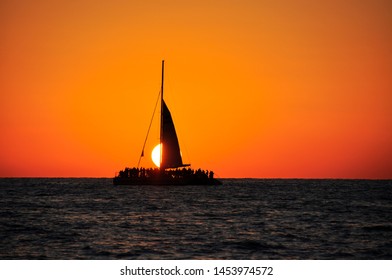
[113,61,221,185]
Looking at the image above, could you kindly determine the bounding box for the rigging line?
[137,90,161,168]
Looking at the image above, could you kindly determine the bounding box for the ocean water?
[0,178,391,259]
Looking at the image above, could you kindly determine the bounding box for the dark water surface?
[0,178,391,259]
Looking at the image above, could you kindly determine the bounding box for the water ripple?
[0,178,391,259]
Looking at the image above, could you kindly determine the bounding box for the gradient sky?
[1,0,391,178]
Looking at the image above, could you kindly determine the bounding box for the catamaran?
[113,61,221,185]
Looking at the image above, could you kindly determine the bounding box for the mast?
[160,60,164,170]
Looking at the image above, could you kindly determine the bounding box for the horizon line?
[1,176,391,180]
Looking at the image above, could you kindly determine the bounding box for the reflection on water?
[0,178,391,259]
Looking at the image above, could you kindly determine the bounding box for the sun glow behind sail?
[151,144,161,168]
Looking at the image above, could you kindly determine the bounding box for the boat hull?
[113,176,222,186]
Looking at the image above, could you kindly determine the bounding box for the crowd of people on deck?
[117,167,214,181]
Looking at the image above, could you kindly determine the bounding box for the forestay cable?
[137,90,161,168]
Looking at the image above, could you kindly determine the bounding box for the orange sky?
[1,0,391,178]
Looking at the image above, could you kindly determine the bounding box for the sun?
[151,143,161,168]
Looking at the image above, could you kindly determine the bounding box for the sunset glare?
[1,0,391,179]
[151,144,161,168]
